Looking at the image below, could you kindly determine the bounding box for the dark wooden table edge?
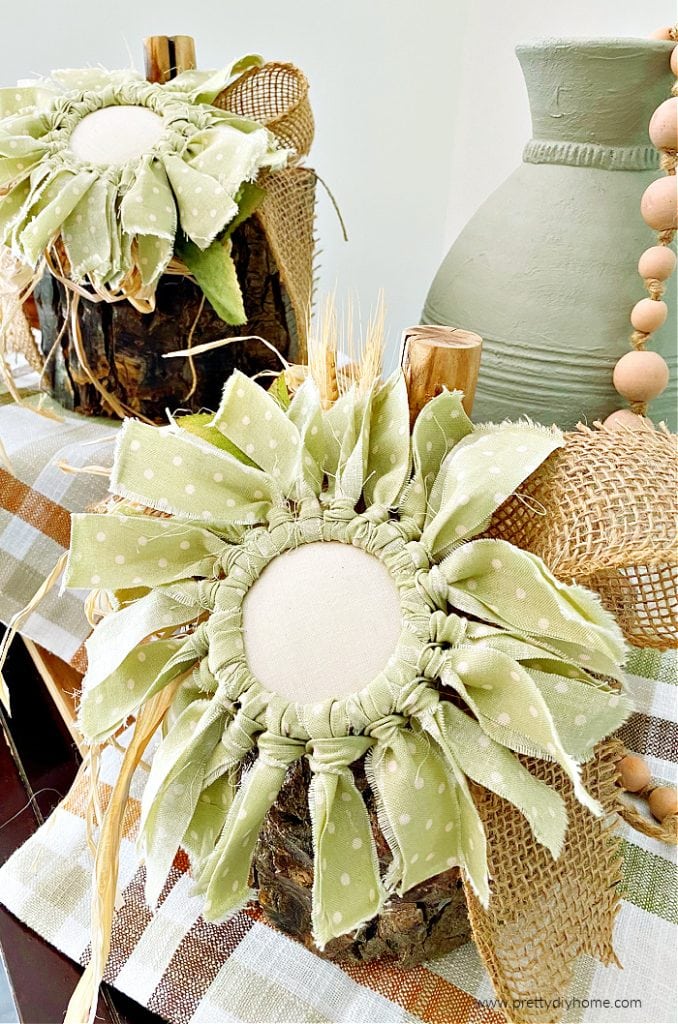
[0,641,163,1024]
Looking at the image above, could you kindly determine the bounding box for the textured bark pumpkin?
[35,217,300,423]
[252,758,472,966]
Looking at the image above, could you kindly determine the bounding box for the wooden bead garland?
[637,244,676,279]
[617,750,678,844]
[640,176,677,231]
[605,27,677,427]
[630,297,668,332]
[648,96,677,151]
[649,787,678,822]
[613,349,670,401]
[618,754,651,793]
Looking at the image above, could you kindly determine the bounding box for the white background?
[2,0,675,364]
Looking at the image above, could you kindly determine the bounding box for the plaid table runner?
[0,648,675,1023]
[0,390,116,669]
[0,393,676,1023]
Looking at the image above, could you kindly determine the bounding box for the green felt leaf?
[176,183,266,326]
[178,412,256,466]
[178,235,246,326]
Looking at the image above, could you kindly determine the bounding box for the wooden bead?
[648,786,678,822]
[618,755,652,793]
[671,45,678,77]
[638,245,677,280]
[649,27,673,40]
[613,350,670,402]
[602,409,651,430]
[641,176,678,231]
[649,97,678,152]
[630,297,668,332]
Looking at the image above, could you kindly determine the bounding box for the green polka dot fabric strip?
[61,368,632,948]
[0,58,288,319]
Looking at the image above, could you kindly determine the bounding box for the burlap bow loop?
[215,60,314,160]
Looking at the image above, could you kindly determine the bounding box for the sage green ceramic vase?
[423,39,677,429]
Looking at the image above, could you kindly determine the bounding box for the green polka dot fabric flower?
[0,58,288,318]
[64,366,630,949]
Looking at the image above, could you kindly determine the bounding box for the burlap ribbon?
[489,422,677,650]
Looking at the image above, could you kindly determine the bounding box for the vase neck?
[517,39,674,169]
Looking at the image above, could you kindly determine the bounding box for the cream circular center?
[69,105,165,165]
[242,541,402,703]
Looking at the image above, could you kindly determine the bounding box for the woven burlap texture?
[489,423,678,650]
[466,740,623,1024]
[217,62,317,357]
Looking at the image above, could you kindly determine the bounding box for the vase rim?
[516,36,674,53]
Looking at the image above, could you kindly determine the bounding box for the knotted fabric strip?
[307,736,383,948]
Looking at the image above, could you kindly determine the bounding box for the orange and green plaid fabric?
[0,646,674,1024]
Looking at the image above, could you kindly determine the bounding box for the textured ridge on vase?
[522,140,660,172]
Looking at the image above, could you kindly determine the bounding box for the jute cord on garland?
[616,779,678,844]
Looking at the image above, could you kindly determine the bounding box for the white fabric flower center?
[69,105,165,165]
[242,542,402,702]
